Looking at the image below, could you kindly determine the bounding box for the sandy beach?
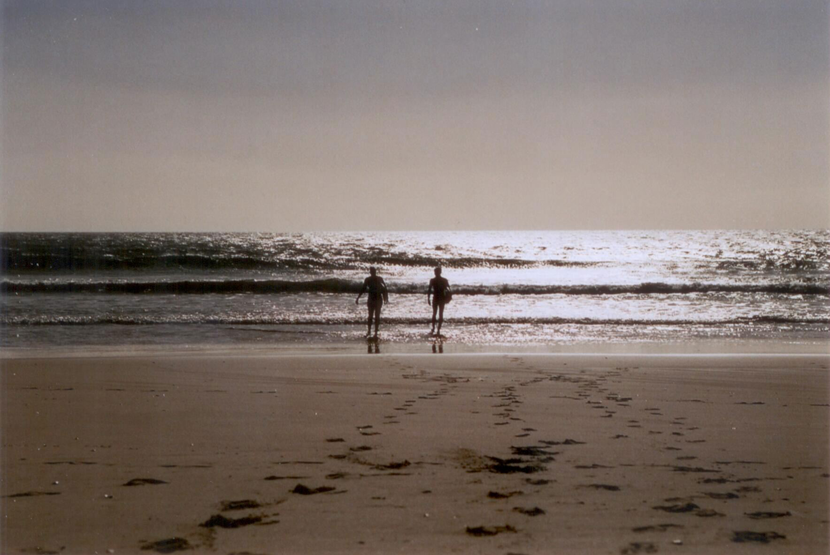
[1,352,827,554]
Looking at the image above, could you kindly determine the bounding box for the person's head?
[369,266,377,276]
[434,267,442,277]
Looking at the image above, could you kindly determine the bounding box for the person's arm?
[356,280,367,304]
[427,281,433,306]
[380,278,389,302]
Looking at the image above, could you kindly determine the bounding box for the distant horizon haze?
[2,0,828,232]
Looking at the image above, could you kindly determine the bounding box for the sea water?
[1,230,828,353]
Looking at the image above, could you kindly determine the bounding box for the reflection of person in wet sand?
[427,267,451,336]
[356,266,388,338]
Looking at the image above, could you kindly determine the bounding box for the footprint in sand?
[3,491,61,498]
[513,506,545,516]
[575,464,613,470]
[123,478,168,487]
[632,523,684,532]
[703,492,739,500]
[140,537,192,552]
[620,542,658,554]
[221,499,261,511]
[746,511,791,519]
[734,486,762,493]
[465,525,517,537]
[731,531,786,543]
[579,484,621,491]
[200,514,263,528]
[291,484,336,495]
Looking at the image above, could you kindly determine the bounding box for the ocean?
[1,230,828,353]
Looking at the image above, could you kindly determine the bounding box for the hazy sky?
[2,0,828,231]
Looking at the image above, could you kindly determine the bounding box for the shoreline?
[2,352,828,554]
[3,338,829,360]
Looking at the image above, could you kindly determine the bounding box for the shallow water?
[2,230,828,351]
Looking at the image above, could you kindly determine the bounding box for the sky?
[1,0,828,231]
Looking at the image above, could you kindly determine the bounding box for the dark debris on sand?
[200,514,263,529]
[291,484,336,495]
[632,524,684,533]
[373,460,411,470]
[695,509,725,517]
[465,525,518,537]
[732,531,786,543]
[539,439,585,446]
[123,478,168,487]
[699,477,732,484]
[3,491,61,498]
[671,466,719,473]
[140,537,192,553]
[575,464,613,470]
[581,484,621,491]
[653,503,699,513]
[487,491,523,499]
[513,506,546,516]
[746,511,791,519]
[703,492,739,499]
[221,500,261,511]
[511,446,558,457]
[487,457,546,474]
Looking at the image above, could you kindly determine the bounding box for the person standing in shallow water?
[356,266,388,338]
[428,267,451,336]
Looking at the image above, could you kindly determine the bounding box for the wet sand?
[1,353,828,554]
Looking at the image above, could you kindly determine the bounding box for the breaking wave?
[5,315,828,327]
[1,242,597,272]
[2,279,827,296]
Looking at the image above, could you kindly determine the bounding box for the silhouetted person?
[356,266,388,338]
[427,267,451,335]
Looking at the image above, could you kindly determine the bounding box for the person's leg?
[366,303,374,336]
[373,303,381,337]
[437,302,445,334]
[431,302,438,333]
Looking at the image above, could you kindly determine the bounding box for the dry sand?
[1,353,828,554]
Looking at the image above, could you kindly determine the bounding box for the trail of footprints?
[467,359,799,551]
[131,358,816,553]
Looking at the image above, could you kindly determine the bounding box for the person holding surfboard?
[427,266,451,336]
[356,266,389,338]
